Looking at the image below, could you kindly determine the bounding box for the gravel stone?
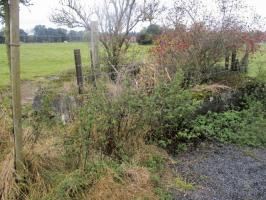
[171,143,266,200]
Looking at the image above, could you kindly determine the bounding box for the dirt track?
[171,143,266,200]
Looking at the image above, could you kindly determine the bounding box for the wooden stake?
[231,47,237,71]
[10,0,23,175]
[74,49,84,94]
[225,51,230,70]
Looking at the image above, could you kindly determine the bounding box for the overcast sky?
[18,0,266,32]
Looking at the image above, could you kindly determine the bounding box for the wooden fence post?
[90,21,99,86]
[225,51,230,70]
[231,47,237,71]
[74,49,84,94]
[10,0,23,176]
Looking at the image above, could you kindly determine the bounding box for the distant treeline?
[0,25,88,43]
[0,24,161,44]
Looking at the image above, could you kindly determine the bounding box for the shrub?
[147,76,202,151]
[137,24,162,45]
[151,24,264,87]
[191,99,266,147]
[137,33,153,45]
[63,82,151,167]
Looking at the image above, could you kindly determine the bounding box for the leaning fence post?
[74,49,84,94]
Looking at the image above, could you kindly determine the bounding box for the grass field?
[0,42,91,87]
[249,44,266,77]
[0,42,265,87]
[0,42,150,87]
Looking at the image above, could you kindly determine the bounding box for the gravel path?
[171,143,266,200]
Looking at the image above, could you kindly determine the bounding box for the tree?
[137,24,161,45]
[95,0,146,79]
[152,0,264,86]
[32,25,69,43]
[0,29,4,43]
[137,32,153,45]
[20,29,27,42]
[142,0,165,24]
[68,30,84,42]
[50,0,92,30]
[146,24,162,35]
[51,0,163,80]
[33,25,47,42]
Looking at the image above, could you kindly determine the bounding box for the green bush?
[66,83,151,165]
[191,99,266,147]
[147,77,202,150]
[137,33,153,45]
[62,73,265,164]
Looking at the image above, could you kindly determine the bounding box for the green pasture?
[0,42,150,87]
[249,44,266,77]
[0,42,90,87]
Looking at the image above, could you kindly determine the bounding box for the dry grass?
[0,104,20,200]
[0,135,62,200]
[86,168,157,200]
[23,136,63,199]
[192,84,231,94]
[106,81,124,99]
[0,107,12,158]
[135,63,171,92]
[133,145,170,164]
[0,153,20,200]
[82,144,175,200]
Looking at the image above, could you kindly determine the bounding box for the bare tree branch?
[50,0,92,30]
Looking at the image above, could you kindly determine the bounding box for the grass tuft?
[175,176,197,191]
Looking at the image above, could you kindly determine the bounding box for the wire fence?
[23,64,244,95]
[0,44,247,110]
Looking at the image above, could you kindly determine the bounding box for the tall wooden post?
[90,21,99,86]
[74,49,84,94]
[10,0,23,175]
